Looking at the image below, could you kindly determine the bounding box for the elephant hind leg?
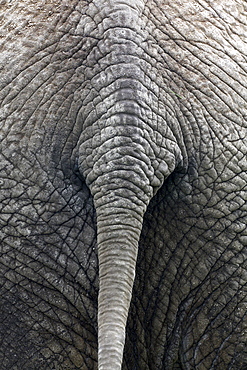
[179,285,247,369]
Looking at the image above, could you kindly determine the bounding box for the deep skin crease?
[0,0,247,369]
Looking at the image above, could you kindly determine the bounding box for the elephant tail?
[82,144,155,369]
[95,184,148,369]
[79,130,180,369]
[78,3,183,368]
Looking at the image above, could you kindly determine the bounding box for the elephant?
[0,0,247,369]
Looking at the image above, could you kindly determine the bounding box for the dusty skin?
[0,0,247,369]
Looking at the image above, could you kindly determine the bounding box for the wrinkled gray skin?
[0,0,247,369]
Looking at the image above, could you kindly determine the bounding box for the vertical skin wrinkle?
[78,1,183,369]
[1,0,247,369]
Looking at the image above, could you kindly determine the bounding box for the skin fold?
[0,0,247,369]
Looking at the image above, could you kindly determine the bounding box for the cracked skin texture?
[0,0,247,369]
